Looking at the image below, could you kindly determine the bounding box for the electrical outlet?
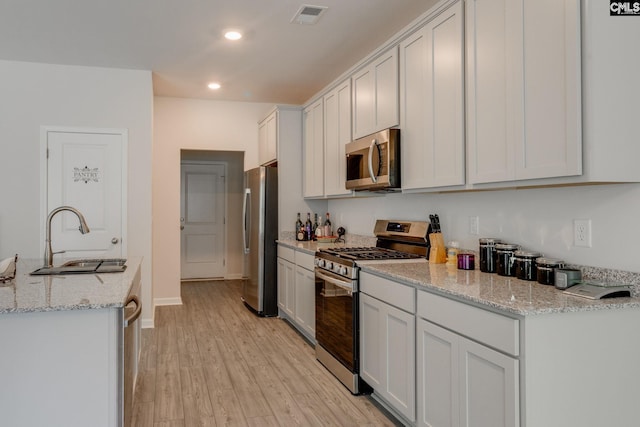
[573,219,592,247]
[469,216,479,235]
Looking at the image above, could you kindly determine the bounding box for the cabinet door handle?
[124,295,141,327]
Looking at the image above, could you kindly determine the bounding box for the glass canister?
[495,243,520,277]
[479,238,502,273]
[536,258,565,285]
[514,250,542,281]
[457,253,475,270]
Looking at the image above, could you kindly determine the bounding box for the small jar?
[457,253,475,270]
[495,243,520,277]
[514,250,542,281]
[479,238,502,273]
[447,241,460,266]
[536,258,565,285]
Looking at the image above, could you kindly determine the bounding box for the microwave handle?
[368,138,378,183]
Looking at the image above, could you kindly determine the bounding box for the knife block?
[429,233,447,264]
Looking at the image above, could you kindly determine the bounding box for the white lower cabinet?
[294,263,315,338]
[277,245,315,342]
[417,318,519,427]
[360,272,416,422]
[277,255,295,318]
[417,290,519,427]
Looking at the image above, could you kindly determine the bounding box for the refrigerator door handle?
[243,188,251,254]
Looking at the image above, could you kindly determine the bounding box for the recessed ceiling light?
[207,82,221,90]
[224,31,242,41]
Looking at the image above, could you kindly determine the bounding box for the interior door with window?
[180,162,226,279]
[46,127,126,261]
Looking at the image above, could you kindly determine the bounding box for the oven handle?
[367,138,378,183]
[315,268,354,295]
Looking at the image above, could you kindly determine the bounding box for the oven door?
[315,267,357,372]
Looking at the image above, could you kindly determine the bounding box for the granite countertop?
[278,237,640,315]
[360,261,640,316]
[0,257,141,314]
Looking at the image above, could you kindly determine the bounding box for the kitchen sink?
[30,258,127,275]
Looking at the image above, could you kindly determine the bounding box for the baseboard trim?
[226,273,244,280]
[141,318,155,329]
[154,297,183,306]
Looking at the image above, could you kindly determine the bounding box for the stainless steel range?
[314,219,430,394]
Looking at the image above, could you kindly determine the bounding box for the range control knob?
[338,266,348,275]
[327,262,334,270]
[315,259,325,268]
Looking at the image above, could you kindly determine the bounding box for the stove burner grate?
[320,247,423,261]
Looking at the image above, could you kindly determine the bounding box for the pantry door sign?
[41,126,127,261]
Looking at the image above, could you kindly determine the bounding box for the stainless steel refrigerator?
[242,166,278,316]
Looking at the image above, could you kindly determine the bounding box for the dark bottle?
[296,213,304,241]
[324,212,332,236]
[313,214,320,241]
[305,213,313,241]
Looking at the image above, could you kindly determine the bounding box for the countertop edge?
[359,264,640,317]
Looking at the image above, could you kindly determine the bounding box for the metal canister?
[536,258,565,285]
[479,238,502,273]
[514,250,542,281]
[495,243,520,277]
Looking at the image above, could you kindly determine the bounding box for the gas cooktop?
[320,246,423,261]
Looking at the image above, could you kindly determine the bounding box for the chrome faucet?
[44,206,91,267]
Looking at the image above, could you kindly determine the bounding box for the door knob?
[111,238,119,244]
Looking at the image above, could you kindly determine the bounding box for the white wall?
[329,183,640,273]
[0,60,154,324]
[153,97,273,305]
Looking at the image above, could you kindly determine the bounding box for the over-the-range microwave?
[345,128,400,191]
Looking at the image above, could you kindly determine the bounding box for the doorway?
[179,150,245,281]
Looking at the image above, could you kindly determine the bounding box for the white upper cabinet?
[466,0,581,184]
[258,110,277,166]
[303,99,324,198]
[400,0,465,190]
[323,78,352,198]
[352,46,399,139]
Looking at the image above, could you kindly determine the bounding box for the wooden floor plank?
[154,353,184,421]
[133,280,398,427]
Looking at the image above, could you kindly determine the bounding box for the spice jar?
[457,253,475,270]
[495,243,520,277]
[536,258,565,285]
[514,250,542,281]
[479,238,502,273]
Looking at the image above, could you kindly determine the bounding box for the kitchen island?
[0,257,142,427]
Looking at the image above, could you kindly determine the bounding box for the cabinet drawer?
[417,291,519,356]
[277,245,295,263]
[360,272,415,313]
[295,250,315,271]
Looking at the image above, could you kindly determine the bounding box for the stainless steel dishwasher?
[121,277,142,427]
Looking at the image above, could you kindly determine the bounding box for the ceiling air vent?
[291,4,328,25]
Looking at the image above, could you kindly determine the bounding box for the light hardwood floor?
[131,280,400,427]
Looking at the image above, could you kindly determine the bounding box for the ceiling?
[0,0,438,105]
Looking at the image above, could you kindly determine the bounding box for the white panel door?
[417,318,459,427]
[460,336,520,427]
[180,163,226,279]
[359,292,383,389]
[46,128,125,261]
